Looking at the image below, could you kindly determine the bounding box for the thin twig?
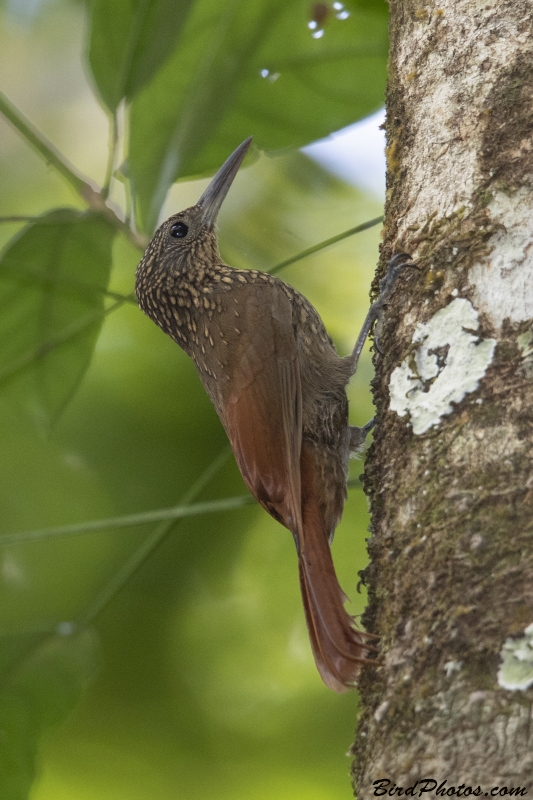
[0,298,126,388]
[0,215,42,224]
[102,112,118,201]
[0,89,95,198]
[0,494,255,546]
[0,477,362,547]
[0,262,137,304]
[0,90,147,251]
[77,447,233,625]
[268,216,383,274]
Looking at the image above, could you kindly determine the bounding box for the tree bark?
[352,0,533,794]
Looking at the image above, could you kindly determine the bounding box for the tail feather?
[298,537,377,693]
[298,446,378,692]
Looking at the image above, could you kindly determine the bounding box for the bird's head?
[136,137,253,283]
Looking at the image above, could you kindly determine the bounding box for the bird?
[135,136,413,692]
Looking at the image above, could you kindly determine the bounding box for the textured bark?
[352,0,533,794]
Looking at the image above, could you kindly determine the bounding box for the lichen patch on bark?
[389,298,496,434]
[469,189,533,329]
[498,624,533,691]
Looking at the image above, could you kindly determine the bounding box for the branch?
[0,298,126,389]
[0,90,147,251]
[0,494,255,546]
[0,215,43,224]
[0,478,362,546]
[268,216,383,274]
[77,447,233,624]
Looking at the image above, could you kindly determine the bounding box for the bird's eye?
[169,222,189,238]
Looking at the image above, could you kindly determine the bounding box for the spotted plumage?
[135,138,400,692]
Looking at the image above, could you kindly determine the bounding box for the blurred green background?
[0,0,386,797]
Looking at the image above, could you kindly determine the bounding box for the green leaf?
[88,0,196,112]
[128,0,388,231]
[0,210,116,428]
[0,629,100,800]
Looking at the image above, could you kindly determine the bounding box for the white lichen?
[389,299,496,435]
[469,189,533,330]
[374,700,390,722]
[443,660,462,678]
[498,623,533,691]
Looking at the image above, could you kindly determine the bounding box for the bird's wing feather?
[220,284,303,539]
[216,281,376,692]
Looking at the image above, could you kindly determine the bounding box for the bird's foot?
[378,253,417,302]
[349,418,374,455]
[373,253,418,353]
[360,417,375,438]
[348,254,418,375]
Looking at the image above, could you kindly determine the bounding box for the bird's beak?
[198,137,253,227]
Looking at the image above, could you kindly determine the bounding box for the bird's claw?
[349,418,375,454]
[373,253,417,353]
[361,417,375,438]
[377,253,418,303]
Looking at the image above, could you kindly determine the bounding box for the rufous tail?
[298,457,378,692]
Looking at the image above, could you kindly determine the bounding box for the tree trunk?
[352,0,533,794]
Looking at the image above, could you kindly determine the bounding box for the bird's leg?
[349,418,374,454]
[347,253,417,378]
[347,255,417,455]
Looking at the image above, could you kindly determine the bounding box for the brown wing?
[213,281,377,691]
[219,283,304,540]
